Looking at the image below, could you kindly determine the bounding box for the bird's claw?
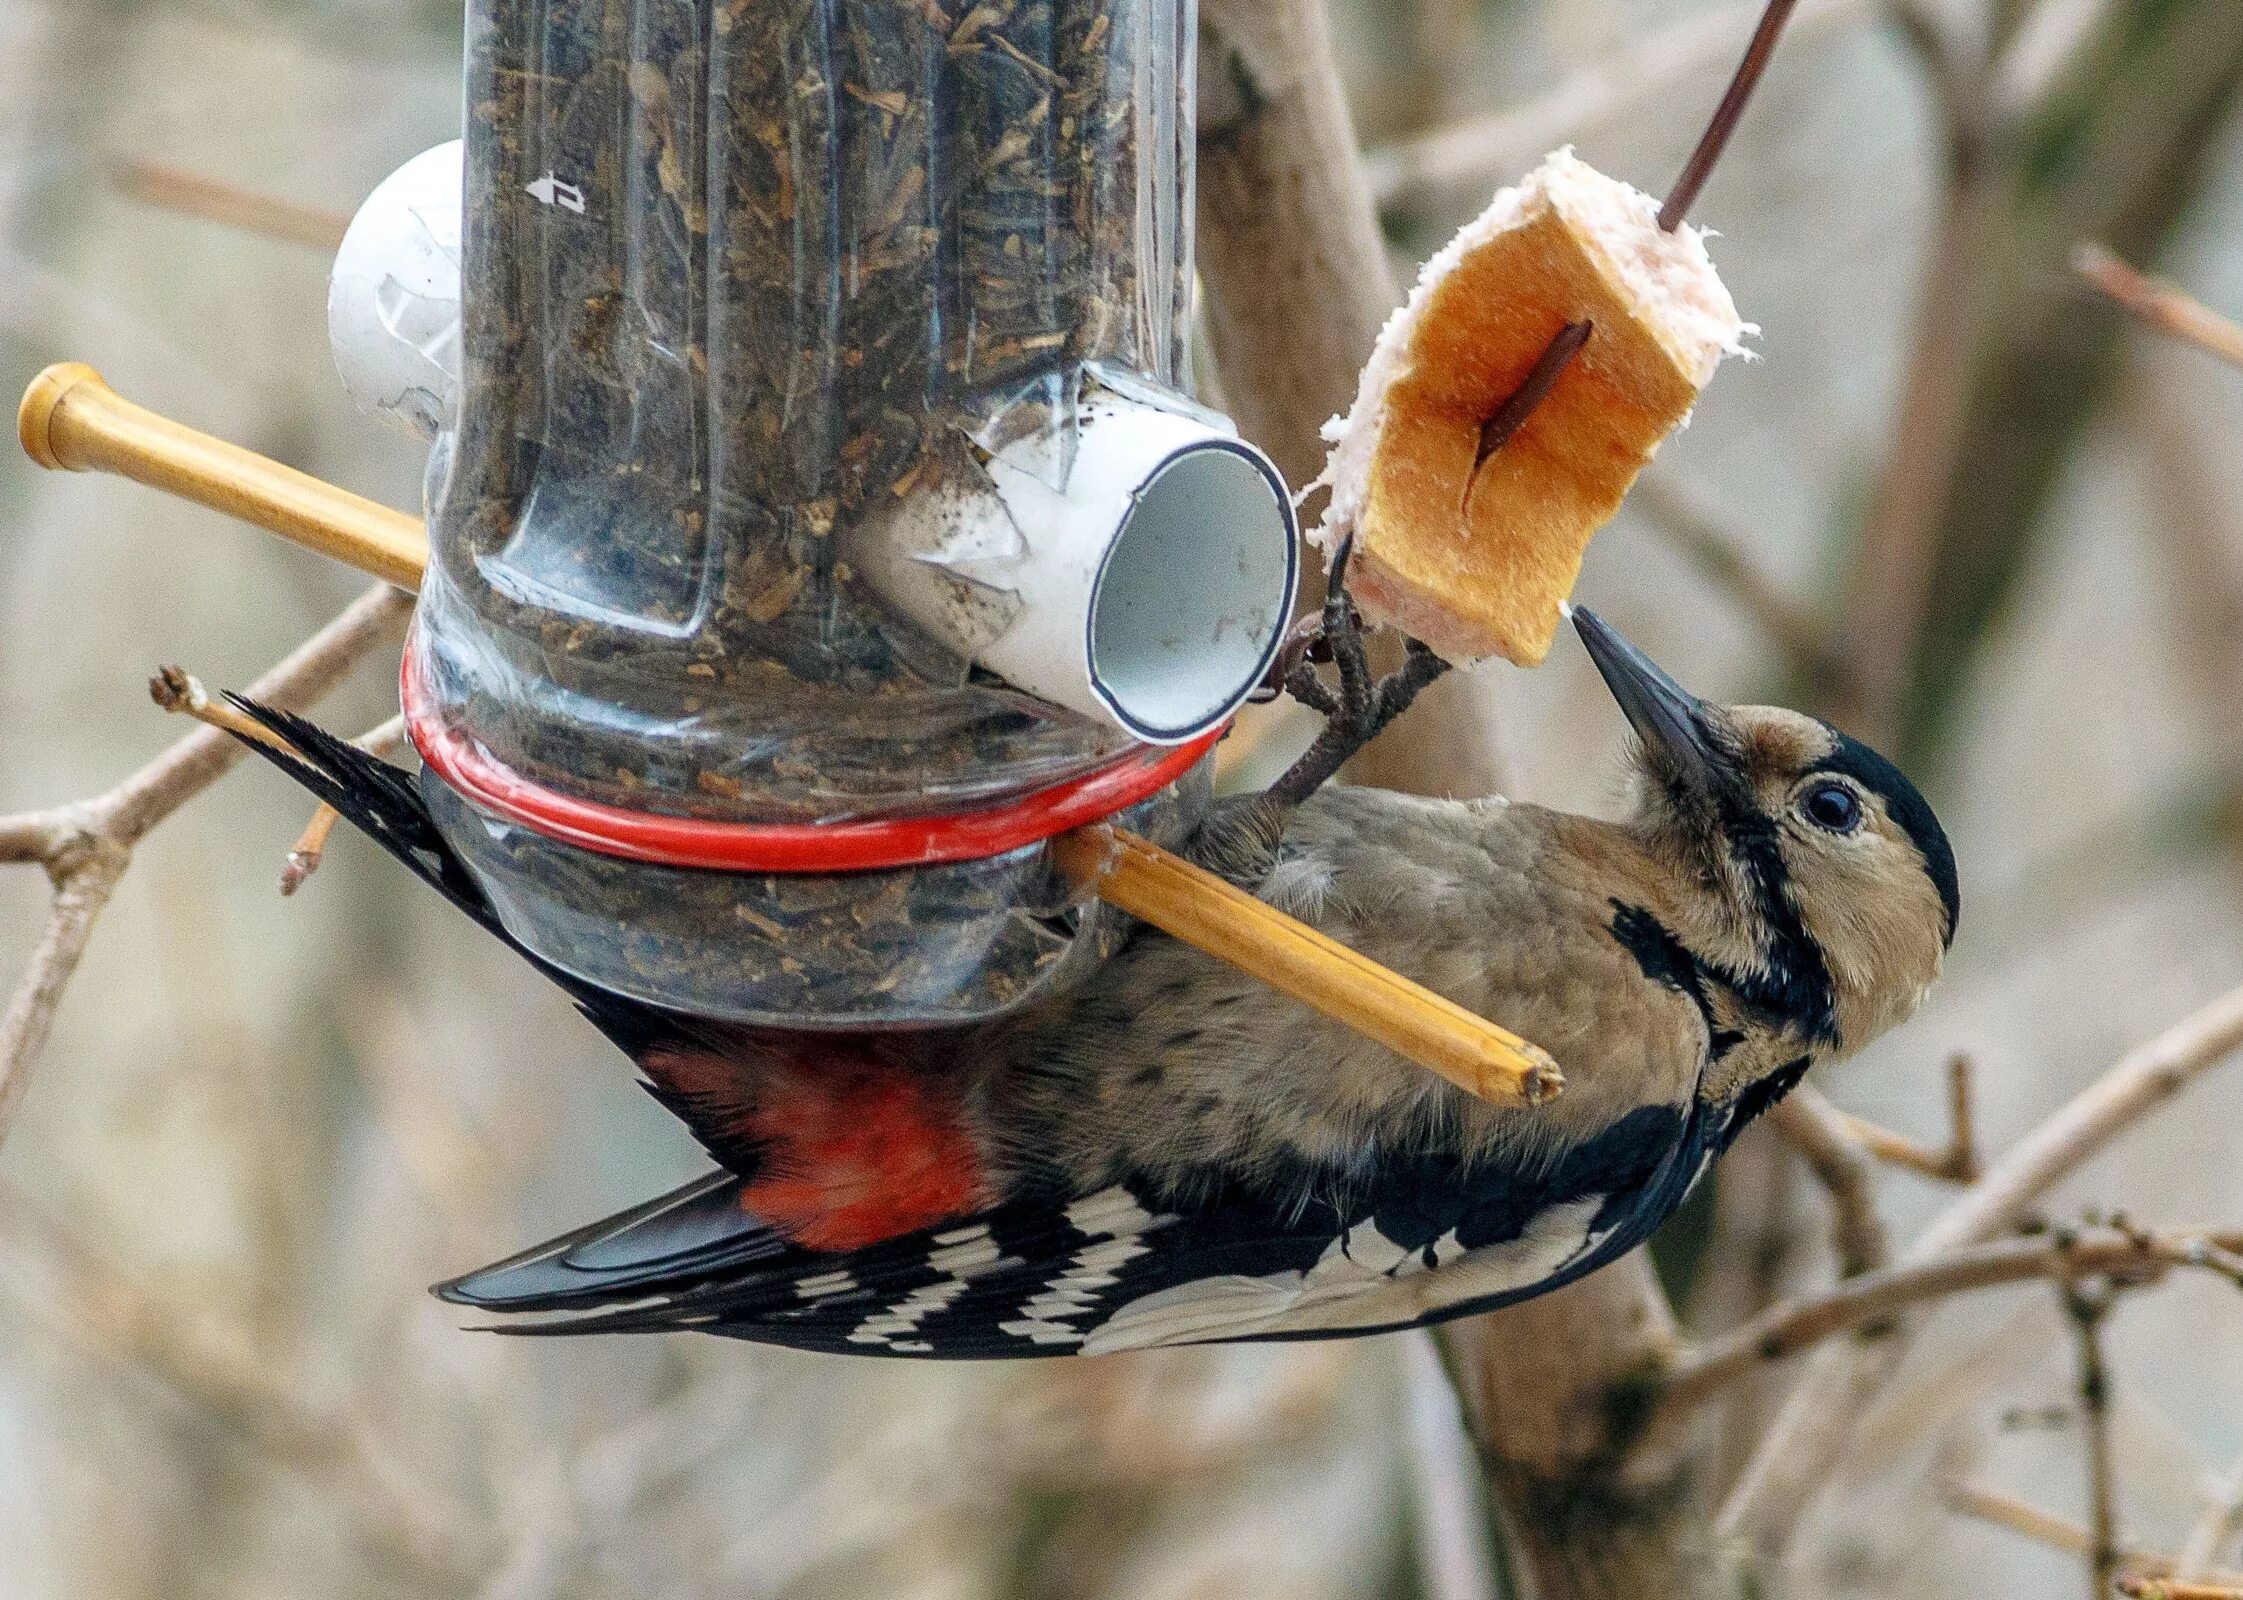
[1261,536,1451,809]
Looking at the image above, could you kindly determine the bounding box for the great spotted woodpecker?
[217,605,1955,1357]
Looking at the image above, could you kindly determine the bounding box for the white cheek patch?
[1080,1196,1612,1355]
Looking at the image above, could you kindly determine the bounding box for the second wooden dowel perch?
[1052,826,1560,1105]
[17,363,1564,1108]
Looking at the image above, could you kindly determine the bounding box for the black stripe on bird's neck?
[1714,806,1839,1045]
[1608,902,1747,1061]
[1718,1055,1814,1148]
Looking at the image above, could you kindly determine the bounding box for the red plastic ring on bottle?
[401,648,1223,874]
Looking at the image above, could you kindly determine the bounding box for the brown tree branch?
[1830,1053,1981,1183]
[0,582,410,1149]
[1659,1227,2243,1415]
[1439,1257,1693,1600]
[1718,980,2243,1548]
[2075,242,2243,371]
[282,712,407,894]
[1941,1477,2243,1587]
[1192,7,1744,1595]
[1197,0,1398,491]
[0,850,128,1138]
[110,156,353,251]
[2065,1279,2123,1600]
[1839,4,2243,757]
[1768,1087,1892,1279]
[1194,12,1703,1596]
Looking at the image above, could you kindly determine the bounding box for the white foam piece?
[328,140,464,442]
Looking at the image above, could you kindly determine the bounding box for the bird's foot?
[1259,536,1451,809]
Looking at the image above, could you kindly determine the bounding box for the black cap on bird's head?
[1571,605,1959,1052]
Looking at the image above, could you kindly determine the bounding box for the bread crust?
[1317,152,1745,666]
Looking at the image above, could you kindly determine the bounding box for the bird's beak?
[1571,606,1728,792]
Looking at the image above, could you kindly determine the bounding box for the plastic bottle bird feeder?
[15,8,1567,1105]
[356,0,1296,1025]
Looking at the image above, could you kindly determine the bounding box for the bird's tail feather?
[433,1169,794,1317]
[221,696,680,1052]
[225,696,508,940]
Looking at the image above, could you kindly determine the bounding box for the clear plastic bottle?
[406,0,1295,1025]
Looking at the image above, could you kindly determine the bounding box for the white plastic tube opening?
[1087,441,1296,740]
[852,397,1299,744]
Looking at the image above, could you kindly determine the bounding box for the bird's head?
[1573,607,1957,1055]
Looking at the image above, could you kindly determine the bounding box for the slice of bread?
[1314,149,1749,666]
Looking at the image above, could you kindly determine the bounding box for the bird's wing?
[440,1102,1696,1357]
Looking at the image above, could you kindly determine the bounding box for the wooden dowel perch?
[1053,826,1560,1106]
[19,365,429,591]
[18,364,1564,1108]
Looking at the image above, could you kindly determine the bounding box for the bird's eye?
[1800,782,1863,834]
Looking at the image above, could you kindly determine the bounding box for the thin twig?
[1939,1478,2243,1586]
[2063,1278,2122,1600]
[106,586,410,845]
[1718,982,2243,1544]
[1919,987,2243,1254]
[282,713,407,894]
[2075,242,2243,372]
[0,851,127,1139]
[1660,1227,2243,1415]
[1768,1088,1891,1279]
[2121,1581,2243,1600]
[0,584,409,1152]
[148,666,299,751]
[109,155,353,251]
[1660,0,1804,230]
[1832,1053,1980,1183]
[1945,1051,1981,1182]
